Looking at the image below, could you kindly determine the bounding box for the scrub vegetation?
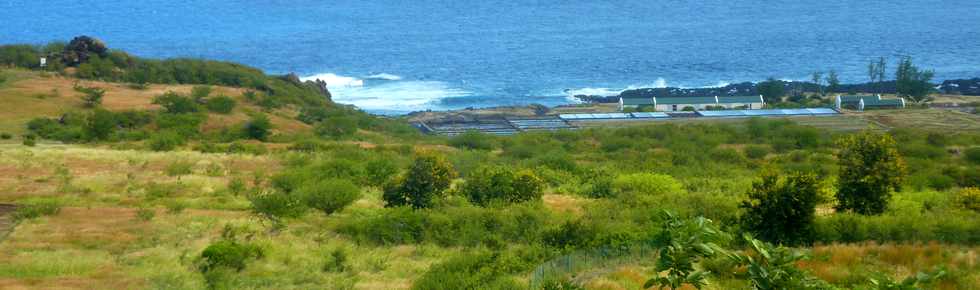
[1,37,979,289]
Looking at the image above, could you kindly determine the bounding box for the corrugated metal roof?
[621,98,654,105]
[655,97,717,105]
[717,95,762,103]
[839,95,878,103]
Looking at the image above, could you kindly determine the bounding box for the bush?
[148,131,185,151]
[743,145,770,160]
[248,191,307,224]
[298,179,361,216]
[191,85,212,101]
[199,240,263,272]
[0,132,11,140]
[165,160,195,177]
[205,95,236,114]
[22,134,36,146]
[314,116,358,138]
[611,173,684,198]
[365,158,400,185]
[383,153,457,209]
[956,187,980,212]
[740,171,820,245]
[74,85,105,108]
[83,109,117,141]
[462,166,544,206]
[412,251,522,290]
[243,114,272,141]
[449,131,496,150]
[12,200,62,221]
[965,147,980,164]
[153,91,200,114]
[136,207,156,221]
[836,132,907,215]
[322,248,350,272]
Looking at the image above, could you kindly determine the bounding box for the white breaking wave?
[564,77,669,97]
[300,73,364,88]
[301,72,471,112]
[365,73,403,81]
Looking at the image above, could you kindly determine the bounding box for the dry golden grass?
[0,69,311,136]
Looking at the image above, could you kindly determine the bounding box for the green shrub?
[191,85,212,101]
[412,251,522,290]
[314,116,358,138]
[322,248,349,273]
[74,85,105,108]
[956,187,980,212]
[153,91,200,114]
[383,153,457,209]
[154,113,204,138]
[248,192,307,224]
[243,114,272,141]
[965,147,980,164]
[900,143,948,160]
[165,160,195,177]
[449,131,496,150]
[463,166,544,206]
[611,173,684,198]
[740,171,820,245]
[227,177,247,195]
[836,132,907,215]
[365,158,399,185]
[12,200,62,221]
[22,134,36,146]
[0,132,11,140]
[743,145,770,159]
[148,131,185,151]
[205,95,236,114]
[165,200,188,214]
[298,179,361,216]
[199,240,263,273]
[136,207,156,221]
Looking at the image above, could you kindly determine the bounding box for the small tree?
[726,234,831,290]
[75,85,105,108]
[810,71,824,96]
[84,109,117,141]
[645,212,728,290]
[244,114,272,141]
[383,153,457,209]
[298,179,361,216]
[191,85,212,103]
[462,166,544,206]
[895,56,935,103]
[153,91,200,114]
[835,131,907,215]
[757,78,785,104]
[825,70,840,94]
[740,171,820,245]
[205,95,237,114]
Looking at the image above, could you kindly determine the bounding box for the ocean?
[3,0,980,114]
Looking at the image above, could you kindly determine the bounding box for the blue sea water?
[3,0,980,114]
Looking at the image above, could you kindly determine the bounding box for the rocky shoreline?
[574,78,980,103]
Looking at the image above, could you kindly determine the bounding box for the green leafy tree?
[757,78,785,104]
[298,179,361,216]
[314,116,358,138]
[645,212,728,290]
[810,71,824,95]
[191,85,212,103]
[740,171,820,245]
[244,114,272,141]
[462,166,544,206]
[248,191,307,224]
[726,234,832,290]
[152,91,200,114]
[895,56,935,103]
[205,95,237,114]
[84,109,117,141]
[825,70,840,94]
[835,131,907,215]
[383,153,457,209]
[75,85,105,108]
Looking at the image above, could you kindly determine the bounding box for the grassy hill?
[2,39,980,289]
